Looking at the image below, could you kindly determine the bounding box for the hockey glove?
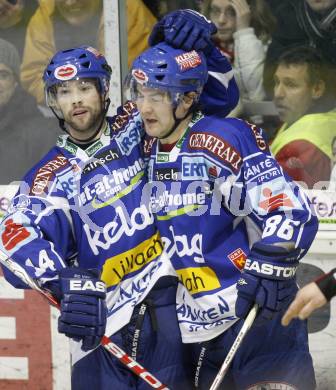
[58,268,107,351]
[148,9,217,53]
[235,243,300,324]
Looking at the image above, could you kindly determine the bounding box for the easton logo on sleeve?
[188,132,242,173]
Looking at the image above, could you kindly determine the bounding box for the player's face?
[305,0,336,12]
[0,63,17,108]
[209,0,237,45]
[55,78,103,140]
[135,86,176,139]
[273,63,316,126]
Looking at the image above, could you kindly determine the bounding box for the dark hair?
[277,45,336,111]
[277,46,328,86]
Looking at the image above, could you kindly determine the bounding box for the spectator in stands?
[329,136,336,184]
[20,0,156,105]
[264,0,336,95]
[0,0,38,58]
[271,46,336,189]
[202,0,275,103]
[0,38,56,183]
[282,268,336,325]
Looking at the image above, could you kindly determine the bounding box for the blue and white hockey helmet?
[126,42,208,106]
[43,46,111,108]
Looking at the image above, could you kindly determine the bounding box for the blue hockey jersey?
[145,112,318,343]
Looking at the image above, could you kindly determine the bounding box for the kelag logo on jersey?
[82,148,120,175]
[154,168,180,181]
[115,126,141,156]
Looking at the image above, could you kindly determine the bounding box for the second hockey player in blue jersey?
[127,39,319,389]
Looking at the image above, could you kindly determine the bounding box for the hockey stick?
[0,249,169,390]
[209,304,258,390]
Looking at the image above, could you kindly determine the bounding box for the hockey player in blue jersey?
[126,37,319,389]
[0,10,240,390]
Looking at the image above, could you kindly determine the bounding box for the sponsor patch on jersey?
[1,217,30,251]
[182,156,208,180]
[80,158,145,207]
[175,50,202,71]
[258,188,294,212]
[132,69,148,84]
[30,155,70,195]
[143,136,156,156]
[176,266,221,294]
[154,167,180,181]
[86,46,104,58]
[248,122,268,151]
[228,248,247,270]
[82,148,121,175]
[110,101,138,132]
[208,165,219,178]
[54,64,77,80]
[247,382,298,390]
[189,132,242,173]
[244,157,282,183]
[115,125,142,156]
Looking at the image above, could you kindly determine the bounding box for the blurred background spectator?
[20,0,156,105]
[0,0,38,59]
[0,38,57,183]
[201,0,276,109]
[264,0,336,97]
[270,46,336,188]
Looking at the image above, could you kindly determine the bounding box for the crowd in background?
[0,0,336,186]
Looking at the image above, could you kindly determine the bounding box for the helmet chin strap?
[157,102,198,141]
[52,97,111,144]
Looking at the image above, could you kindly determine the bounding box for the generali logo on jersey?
[30,155,69,195]
[228,248,247,270]
[1,218,30,251]
[189,132,242,173]
[175,50,202,71]
[54,64,77,80]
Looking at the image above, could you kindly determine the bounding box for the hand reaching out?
[229,0,251,31]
